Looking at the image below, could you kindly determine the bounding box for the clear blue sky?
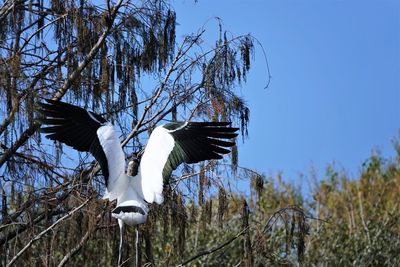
[173,0,400,181]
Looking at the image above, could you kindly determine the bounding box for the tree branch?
[57,204,107,267]
[178,227,248,266]
[0,0,125,168]
[0,0,26,24]
[6,197,91,267]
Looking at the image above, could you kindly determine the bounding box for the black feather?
[162,121,239,178]
[37,100,110,185]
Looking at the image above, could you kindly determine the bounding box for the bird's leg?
[118,221,124,267]
[135,226,140,267]
[135,226,139,267]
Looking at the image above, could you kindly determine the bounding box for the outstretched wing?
[139,121,238,204]
[37,100,126,199]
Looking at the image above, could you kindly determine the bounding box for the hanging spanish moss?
[199,199,209,232]
[175,193,187,259]
[162,184,172,245]
[217,186,227,228]
[297,210,307,263]
[130,79,138,127]
[231,143,238,174]
[242,198,253,267]
[198,164,207,206]
[253,174,265,201]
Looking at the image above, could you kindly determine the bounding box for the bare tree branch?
[57,204,107,267]
[6,197,91,267]
[0,0,26,23]
[0,0,125,168]
[178,227,248,266]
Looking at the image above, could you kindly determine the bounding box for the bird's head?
[127,156,140,176]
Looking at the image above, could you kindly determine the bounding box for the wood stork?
[37,100,238,263]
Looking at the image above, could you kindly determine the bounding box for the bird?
[37,99,238,263]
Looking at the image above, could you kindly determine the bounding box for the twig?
[19,14,67,53]
[0,0,25,23]
[171,161,214,191]
[178,227,248,266]
[0,209,65,246]
[357,190,371,245]
[6,198,91,267]
[120,38,188,148]
[57,204,107,267]
[53,0,124,100]
[0,0,124,168]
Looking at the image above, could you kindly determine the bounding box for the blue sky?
[173,0,400,181]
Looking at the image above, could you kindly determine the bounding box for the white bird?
[37,100,238,263]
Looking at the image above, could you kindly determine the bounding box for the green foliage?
[303,151,400,266]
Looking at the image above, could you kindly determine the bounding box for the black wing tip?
[35,101,49,111]
[188,121,232,126]
[187,121,239,132]
[43,98,55,104]
[211,154,224,160]
[168,120,238,128]
[37,100,107,123]
[35,99,59,114]
[228,132,239,138]
[37,98,57,107]
[37,126,51,133]
[38,99,78,110]
[208,138,237,147]
[35,102,51,126]
[45,99,66,105]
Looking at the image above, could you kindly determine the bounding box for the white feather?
[113,180,149,226]
[97,124,126,200]
[139,126,175,204]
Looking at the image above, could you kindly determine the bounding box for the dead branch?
[0,209,65,246]
[57,204,108,267]
[0,0,125,168]
[6,197,91,267]
[0,0,26,23]
[178,227,248,266]
[53,0,124,100]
